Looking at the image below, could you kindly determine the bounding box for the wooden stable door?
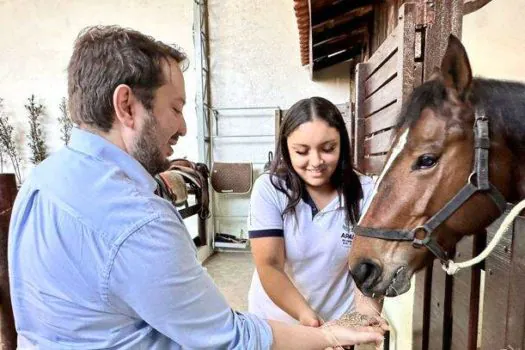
[352,3,419,175]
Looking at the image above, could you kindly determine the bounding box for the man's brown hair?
[67,25,187,132]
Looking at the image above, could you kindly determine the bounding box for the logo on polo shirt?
[341,222,354,248]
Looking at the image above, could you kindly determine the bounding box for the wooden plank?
[364,101,400,135]
[413,61,424,89]
[339,102,352,151]
[363,76,401,117]
[361,154,387,175]
[311,0,373,26]
[364,51,398,97]
[354,63,368,172]
[428,259,446,350]
[0,174,17,350]
[506,215,525,348]
[345,103,354,155]
[397,2,417,103]
[428,259,453,350]
[464,0,493,15]
[364,129,396,155]
[366,20,400,73]
[423,0,463,81]
[450,235,481,350]
[313,15,372,43]
[480,211,513,350]
[410,33,427,350]
[451,0,464,39]
[412,264,432,350]
[308,0,314,80]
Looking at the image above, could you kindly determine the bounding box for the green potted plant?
[25,94,48,164]
[0,98,22,184]
[58,97,73,146]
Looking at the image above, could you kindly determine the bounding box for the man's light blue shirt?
[8,128,272,349]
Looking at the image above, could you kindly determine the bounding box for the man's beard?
[130,112,170,176]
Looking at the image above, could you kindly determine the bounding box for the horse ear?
[440,34,472,99]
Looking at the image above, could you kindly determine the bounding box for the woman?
[248,97,379,326]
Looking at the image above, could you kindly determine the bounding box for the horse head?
[348,35,519,298]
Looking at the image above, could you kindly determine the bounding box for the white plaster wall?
[208,0,351,109]
[383,1,525,349]
[0,0,197,179]
[0,0,201,236]
[463,0,525,81]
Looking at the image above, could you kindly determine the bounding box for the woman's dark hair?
[270,97,363,224]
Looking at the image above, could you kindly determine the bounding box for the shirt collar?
[68,127,158,193]
[300,188,344,217]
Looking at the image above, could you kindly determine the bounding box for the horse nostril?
[351,259,382,291]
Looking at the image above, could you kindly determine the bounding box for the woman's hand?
[321,325,385,349]
[298,308,323,327]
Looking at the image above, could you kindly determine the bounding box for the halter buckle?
[412,225,431,248]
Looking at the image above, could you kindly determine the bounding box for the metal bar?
[194,0,210,165]
[213,106,280,111]
[193,0,213,248]
[213,135,275,139]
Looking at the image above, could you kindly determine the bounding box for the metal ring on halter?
[468,172,478,186]
[411,225,430,248]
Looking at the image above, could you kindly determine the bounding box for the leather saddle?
[156,159,210,219]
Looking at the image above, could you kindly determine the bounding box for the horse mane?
[397,77,525,153]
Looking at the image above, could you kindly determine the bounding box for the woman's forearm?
[257,264,312,321]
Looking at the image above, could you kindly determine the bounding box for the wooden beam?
[313,15,373,43]
[313,27,367,58]
[312,45,362,72]
[312,5,373,31]
[463,0,493,15]
[311,0,374,26]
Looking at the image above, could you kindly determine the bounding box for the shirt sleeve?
[105,212,273,350]
[248,174,284,238]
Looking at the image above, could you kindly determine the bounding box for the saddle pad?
[211,162,253,194]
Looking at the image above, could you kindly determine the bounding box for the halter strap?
[355,106,507,265]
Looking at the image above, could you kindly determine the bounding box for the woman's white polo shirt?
[247,173,374,323]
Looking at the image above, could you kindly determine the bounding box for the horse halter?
[354,107,508,265]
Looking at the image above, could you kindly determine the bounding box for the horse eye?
[413,154,439,170]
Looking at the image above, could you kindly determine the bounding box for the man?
[8,25,383,349]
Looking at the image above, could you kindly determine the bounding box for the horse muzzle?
[350,259,412,297]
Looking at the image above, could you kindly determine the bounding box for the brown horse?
[348,35,525,298]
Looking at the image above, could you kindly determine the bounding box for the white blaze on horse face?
[358,128,410,224]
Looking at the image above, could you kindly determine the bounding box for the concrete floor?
[203,252,254,311]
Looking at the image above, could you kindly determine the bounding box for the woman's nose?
[310,151,323,166]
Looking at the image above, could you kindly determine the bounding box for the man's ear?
[113,84,135,128]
